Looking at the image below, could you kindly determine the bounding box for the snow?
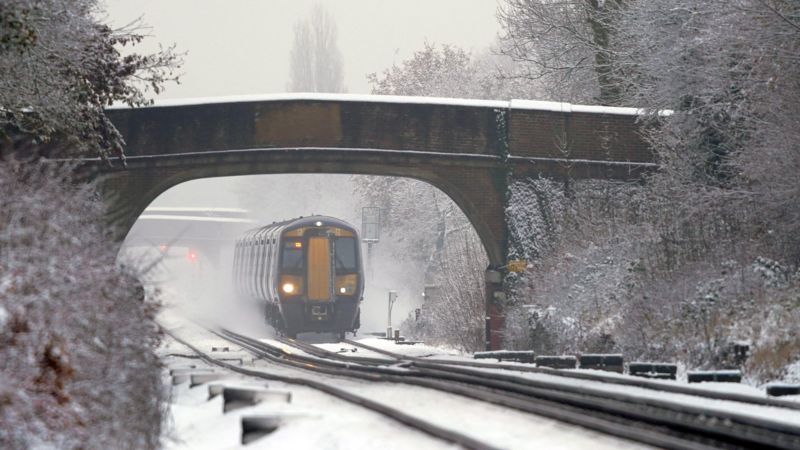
[107,92,663,117]
[350,337,462,358]
[137,214,255,224]
[160,316,651,450]
[145,207,249,213]
[108,92,508,110]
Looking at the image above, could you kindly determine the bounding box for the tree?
[497,0,627,104]
[288,4,345,93]
[367,42,540,100]
[0,0,181,160]
[502,0,800,380]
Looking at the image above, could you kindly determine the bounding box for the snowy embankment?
[335,338,800,426]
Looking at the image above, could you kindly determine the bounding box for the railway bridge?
[94,94,655,349]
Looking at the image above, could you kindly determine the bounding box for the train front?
[277,217,363,337]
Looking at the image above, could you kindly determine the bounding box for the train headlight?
[282,283,296,294]
[339,287,347,294]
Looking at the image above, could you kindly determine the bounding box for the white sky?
[103,0,501,99]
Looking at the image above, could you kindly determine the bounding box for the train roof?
[241,215,358,239]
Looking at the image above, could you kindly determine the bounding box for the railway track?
[341,338,800,411]
[165,329,501,450]
[211,329,800,450]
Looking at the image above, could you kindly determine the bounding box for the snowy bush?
[402,228,487,352]
[0,161,165,449]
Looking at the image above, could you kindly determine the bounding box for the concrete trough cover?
[171,374,189,385]
[766,384,800,397]
[687,370,742,383]
[535,355,577,369]
[579,354,624,373]
[208,383,226,400]
[628,362,678,380]
[223,387,292,413]
[474,350,535,363]
[190,373,228,388]
[241,415,282,445]
[217,358,244,366]
[170,367,214,377]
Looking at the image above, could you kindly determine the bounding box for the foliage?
[499,0,800,382]
[0,160,165,449]
[288,4,345,93]
[0,0,181,160]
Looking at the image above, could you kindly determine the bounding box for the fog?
[124,174,456,336]
[103,0,500,96]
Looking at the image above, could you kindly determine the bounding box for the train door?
[306,236,331,301]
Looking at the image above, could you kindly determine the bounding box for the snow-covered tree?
[0,0,180,160]
[367,42,540,100]
[288,4,345,93]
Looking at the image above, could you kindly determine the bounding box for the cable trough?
[214,329,800,450]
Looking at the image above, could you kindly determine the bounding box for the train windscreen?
[334,237,357,272]
[281,241,303,270]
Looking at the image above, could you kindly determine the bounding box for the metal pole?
[387,290,397,338]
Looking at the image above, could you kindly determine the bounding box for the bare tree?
[497,0,626,104]
[288,4,345,93]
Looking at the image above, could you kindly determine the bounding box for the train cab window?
[334,237,357,272]
[281,241,304,270]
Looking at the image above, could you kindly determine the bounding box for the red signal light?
[187,250,198,262]
[158,244,167,253]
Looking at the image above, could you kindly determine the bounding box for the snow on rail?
[108,92,666,116]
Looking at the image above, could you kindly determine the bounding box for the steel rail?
[249,331,800,449]
[344,338,800,411]
[221,329,767,450]
[164,329,501,450]
[285,336,800,441]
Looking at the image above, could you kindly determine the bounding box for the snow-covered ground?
[159,314,651,450]
[157,292,800,449]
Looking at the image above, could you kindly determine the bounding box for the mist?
[103,0,500,97]
[120,173,471,336]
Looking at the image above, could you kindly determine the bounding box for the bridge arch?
[94,94,655,348]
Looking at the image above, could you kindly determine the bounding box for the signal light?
[187,250,198,262]
[282,283,295,294]
[158,244,167,253]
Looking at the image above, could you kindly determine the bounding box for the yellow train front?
[232,216,363,338]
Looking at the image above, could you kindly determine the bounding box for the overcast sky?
[104,0,501,99]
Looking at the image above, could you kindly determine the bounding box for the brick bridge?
[96,94,655,349]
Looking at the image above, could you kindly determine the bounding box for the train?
[232,215,364,339]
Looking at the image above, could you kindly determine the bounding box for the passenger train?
[232,216,363,339]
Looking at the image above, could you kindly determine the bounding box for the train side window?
[334,237,357,272]
[281,241,303,270]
